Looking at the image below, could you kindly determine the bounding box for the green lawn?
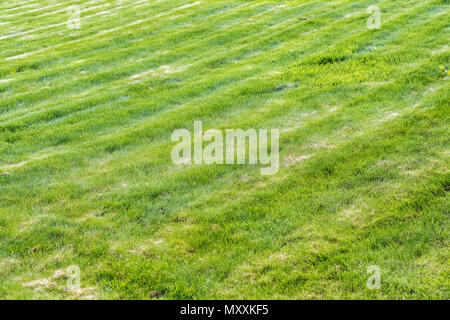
[0,0,448,299]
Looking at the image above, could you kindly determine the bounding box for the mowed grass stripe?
[0,1,121,41]
[0,0,267,105]
[0,0,436,170]
[0,0,414,142]
[0,0,366,156]
[17,84,446,299]
[1,0,428,127]
[2,21,446,235]
[66,51,447,222]
[0,7,442,201]
[0,0,223,59]
[10,23,446,249]
[3,0,436,208]
[0,1,269,110]
[0,0,313,107]
[137,86,448,299]
[0,0,42,12]
[0,0,181,56]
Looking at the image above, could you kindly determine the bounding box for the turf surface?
[0,0,448,299]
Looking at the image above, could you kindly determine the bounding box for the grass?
[0,0,448,299]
